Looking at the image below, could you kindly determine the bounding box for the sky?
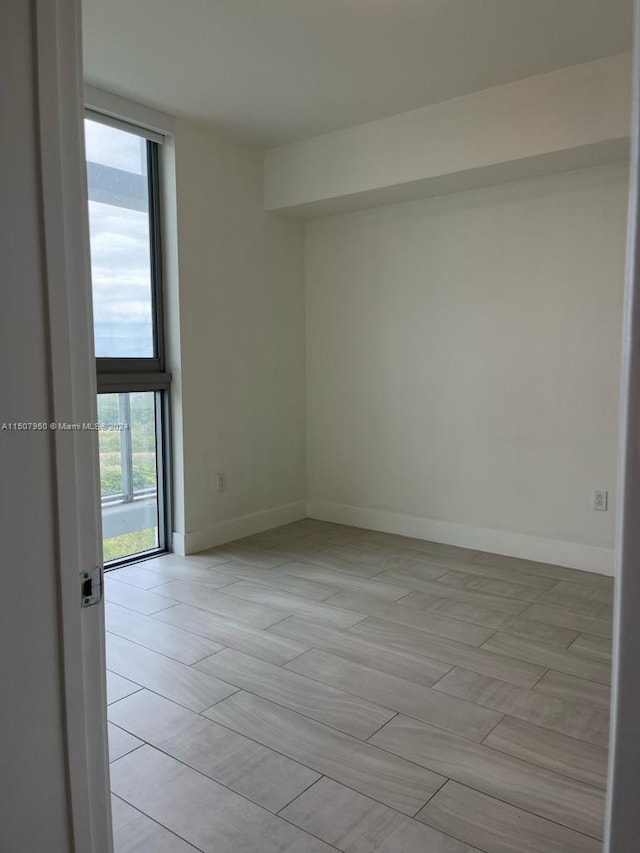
[85,119,154,357]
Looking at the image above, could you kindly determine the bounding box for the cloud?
[85,119,156,356]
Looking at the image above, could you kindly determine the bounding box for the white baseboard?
[172,500,308,555]
[308,500,615,576]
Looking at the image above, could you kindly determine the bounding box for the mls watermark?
[1,422,129,432]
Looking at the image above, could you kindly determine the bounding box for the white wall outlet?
[593,490,608,511]
[216,472,226,492]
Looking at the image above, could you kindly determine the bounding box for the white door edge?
[34,1,112,850]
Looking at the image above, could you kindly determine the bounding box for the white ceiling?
[82,0,633,147]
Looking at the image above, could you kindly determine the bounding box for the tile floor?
[105,519,613,853]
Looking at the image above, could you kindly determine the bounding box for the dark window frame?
[87,113,172,569]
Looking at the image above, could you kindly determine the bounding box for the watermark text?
[1,422,129,432]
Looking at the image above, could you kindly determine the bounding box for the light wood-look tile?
[200,546,291,569]
[352,542,471,567]
[537,582,612,617]
[396,591,510,630]
[111,795,200,853]
[274,564,412,601]
[569,633,612,661]
[242,526,318,545]
[150,580,286,628]
[374,570,527,615]
[599,603,614,621]
[433,667,608,747]
[123,555,268,589]
[132,561,243,588]
[105,577,176,615]
[533,670,611,710]
[353,531,480,563]
[197,649,395,739]
[294,543,445,577]
[105,520,615,852]
[300,533,369,551]
[239,532,309,549]
[269,617,452,686]
[484,716,608,789]
[520,603,613,639]
[106,634,237,712]
[481,632,611,685]
[435,570,546,603]
[209,564,338,601]
[325,543,442,574]
[283,519,351,536]
[110,745,334,853]
[324,590,494,645]
[140,551,232,571]
[108,722,143,763]
[351,618,546,687]
[370,715,605,838]
[107,670,142,705]
[106,602,223,664]
[153,603,308,665]
[108,690,320,812]
[372,561,453,583]
[258,547,381,577]
[281,776,479,853]
[544,580,612,604]
[108,565,175,590]
[287,648,501,741]
[219,581,365,628]
[205,691,445,815]
[436,559,559,591]
[417,781,601,853]
[499,614,580,647]
[470,552,613,587]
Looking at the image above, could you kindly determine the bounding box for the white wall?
[266,54,631,217]
[306,163,628,573]
[171,119,307,552]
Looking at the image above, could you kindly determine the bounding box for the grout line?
[413,772,449,814]
[105,627,219,668]
[109,740,145,765]
[479,714,609,788]
[111,792,207,853]
[479,712,507,745]
[189,647,226,667]
[262,613,298,632]
[477,627,500,647]
[279,646,313,667]
[275,775,325,815]
[391,590,414,605]
[106,678,237,718]
[528,667,552,691]
[427,665,456,691]
[364,717,605,837]
[110,725,334,822]
[200,688,448,801]
[414,779,603,848]
[105,572,176,592]
[103,592,179,617]
[108,522,611,849]
[196,662,395,741]
[115,703,424,838]
[365,711,399,742]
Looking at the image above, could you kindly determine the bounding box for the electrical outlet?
[593,490,608,511]
[216,473,226,493]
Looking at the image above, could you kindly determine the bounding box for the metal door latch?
[80,567,102,607]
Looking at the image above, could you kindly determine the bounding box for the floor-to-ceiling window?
[85,114,171,566]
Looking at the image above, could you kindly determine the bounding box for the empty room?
[3,1,640,852]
